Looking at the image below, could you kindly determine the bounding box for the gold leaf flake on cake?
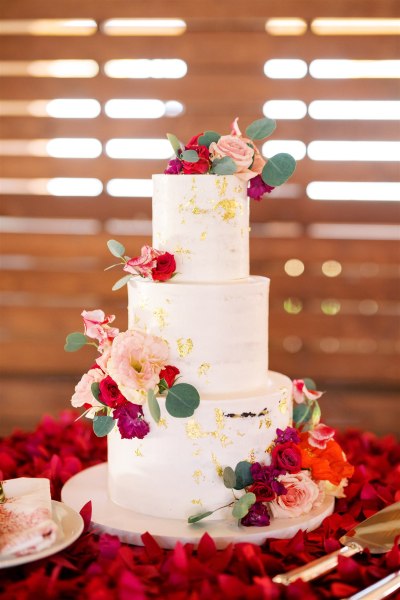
[248,449,256,463]
[214,408,225,430]
[192,206,209,215]
[211,453,223,477]
[174,246,192,256]
[134,446,143,457]
[186,419,203,440]
[236,431,245,437]
[192,470,204,484]
[157,418,168,429]
[234,184,244,194]
[214,199,240,221]
[153,307,168,330]
[200,231,207,241]
[192,446,201,456]
[198,362,210,377]
[219,434,233,448]
[133,314,141,327]
[265,444,274,454]
[177,337,193,357]
[191,499,203,505]
[215,176,228,197]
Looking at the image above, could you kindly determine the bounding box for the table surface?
[0,411,399,599]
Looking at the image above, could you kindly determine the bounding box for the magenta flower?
[275,427,300,445]
[247,175,275,200]
[113,403,150,440]
[164,157,182,174]
[241,502,270,527]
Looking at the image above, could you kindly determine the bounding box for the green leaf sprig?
[146,382,200,425]
[293,378,323,432]
[105,239,135,291]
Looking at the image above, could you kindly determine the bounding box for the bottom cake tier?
[108,371,292,520]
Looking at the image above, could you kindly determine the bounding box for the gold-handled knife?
[0,482,6,504]
[273,502,400,585]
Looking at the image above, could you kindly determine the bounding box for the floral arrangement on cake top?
[188,380,354,527]
[64,310,199,439]
[164,117,296,200]
[105,240,176,291]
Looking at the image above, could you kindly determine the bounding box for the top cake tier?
[152,174,249,282]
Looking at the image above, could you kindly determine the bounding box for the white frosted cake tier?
[108,371,292,520]
[128,276,269,397]
[152,174,249,282]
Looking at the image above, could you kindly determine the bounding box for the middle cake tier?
[128,276,269,397]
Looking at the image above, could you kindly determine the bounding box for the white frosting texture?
[108,372,293,520]
[128,276,269,397]
[152,174,249,281]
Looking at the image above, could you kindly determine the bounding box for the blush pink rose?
[269,470,323,519]
[124,245,160,278]
[107,330,169,404]
[71,368,104,418]
[81,309,119,351]
[230,117,266,175]
[209,135,255,181]
[308,423,336,450]
[292,379,324,405]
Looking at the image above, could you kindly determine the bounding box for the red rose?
[159,365,180,388]
[247,481,275,502]
[186,133,203,146]
[99,376,127,408]
[181,144,210,175]
[152,252,176,282]
[271,441,302,474]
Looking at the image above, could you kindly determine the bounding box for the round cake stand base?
[61,463,335,550]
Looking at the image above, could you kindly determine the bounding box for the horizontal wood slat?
[1,156,398,182]
[2,76,399,102]
[2,195,400,225]
[1,117,399,143]
[2,0,398,19]
[1,33,400,62]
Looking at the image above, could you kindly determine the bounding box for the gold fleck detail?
[234,184,244,194]
[214,199,239,221]
[279,398,288,414]
[236,431,245,437]
[153,307,168,330]
[219,434,233,448]
[211,453,223,477]
[191,499,203,506]
[192,469,204,484]
[133,314,141,326]
[198,362,210,376]
[174,246,192,256]
[192,206,209,215]
[177,337,193,358]
[178,203,185,213]
[192,447,201,456]
[200,231,207,241]
[265,444,274,454]
[157,418,167,429]
[134,446,143,457]
[215,408,224,430]
[216,176,228,197]
[186,419,203,440]
[248,449,256,463]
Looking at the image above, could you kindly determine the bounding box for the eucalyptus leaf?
[311,401,321,427]
[188,511,213,524]
[232,492,256,519]
[107,239,125,258]
[223,466,237,489]
[293,403,311,426]
[112,274,132,291]
[91,382,100,401]
[147,389,161,423]
[166,133,182,156]
[304,377,317,391]
[198,130,221,147]
[211,156,237,175]
[262,153,296,186]
[181,149,199,163]
[64,332,87,352]
[234,461,253,490]
[165,383,200,418]
[245,117,276,140]
[93,415,115,437]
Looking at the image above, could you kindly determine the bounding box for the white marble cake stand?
[61,463,335,550]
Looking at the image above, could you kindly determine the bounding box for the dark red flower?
[152,252,176,282]
[159,365,180,388]
[99,376,127,408]
[186,133,203,146]
[247,481,275,502]
[181,144,210,175]
[241,502,270,527]
[271,441,302,473]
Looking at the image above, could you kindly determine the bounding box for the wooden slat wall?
[1,0,399,435]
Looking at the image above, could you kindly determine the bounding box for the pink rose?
[230,117,266,175]
[308,423,336,450]
[71,368,104,417]
[292,379,324,405]
[209,135,254,181]
[269,471,323,519]
[107,330,169,404]
[81,309,119,351]
[124,245,159,278]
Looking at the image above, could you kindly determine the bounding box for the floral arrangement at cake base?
[188,380,354,527]
[65,309,200,439]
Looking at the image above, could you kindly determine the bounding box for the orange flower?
[300,434,354,486]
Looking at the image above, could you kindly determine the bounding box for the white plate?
[0,501,84,569]
[62,463,335,550]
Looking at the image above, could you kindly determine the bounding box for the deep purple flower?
[164,157,182,174]
[247,175,275,200]
[271,478,288,496]
[250,462,285,483]
[241,502,271,527]
[275,427,300,445]
[113,403,150,440]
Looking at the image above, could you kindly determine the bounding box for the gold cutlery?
[0,482,6,504]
